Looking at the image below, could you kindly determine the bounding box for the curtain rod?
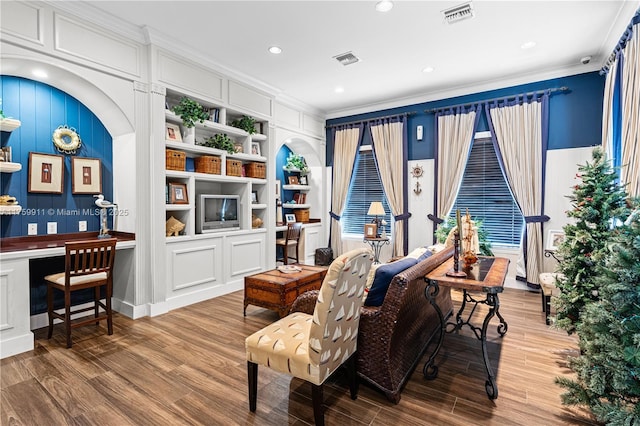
[325,111,416,129]
[600,9,639,75]
[424,86,569,114]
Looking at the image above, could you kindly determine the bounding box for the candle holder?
[446,231,467,278]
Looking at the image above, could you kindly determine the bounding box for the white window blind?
[341,148,392,235]
[450,138,524,246]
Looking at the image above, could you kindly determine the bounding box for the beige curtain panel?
[436,111,477,220]
[490,101,544,287]
[621,27,639,197]
[330,127,361,256]
[370,121,404,257]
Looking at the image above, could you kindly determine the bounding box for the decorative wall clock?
[52,125,82,154]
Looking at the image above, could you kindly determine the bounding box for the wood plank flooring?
[1,288,598,425]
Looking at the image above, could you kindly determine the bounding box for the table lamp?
[367,201,385,237]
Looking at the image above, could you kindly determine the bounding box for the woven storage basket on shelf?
[195,155,221,174]
[294,208,310,223]
[226,159,242,177]
[166,149,186,171]
[245,162,266,179]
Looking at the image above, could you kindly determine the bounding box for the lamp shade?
[367,201,385,216]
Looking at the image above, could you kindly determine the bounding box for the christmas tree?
[556,203,640,424]
[554,147,628,333]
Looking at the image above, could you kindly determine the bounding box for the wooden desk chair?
[45,238,117,348]
[246,248,373,425]
[276,222,302,265]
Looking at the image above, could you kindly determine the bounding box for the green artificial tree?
[554,147,628,334]
[556,202,640,425]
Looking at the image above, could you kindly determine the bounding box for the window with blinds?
[450,138,524,246]
[341,148,392,236]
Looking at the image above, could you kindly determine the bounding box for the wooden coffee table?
[244,265,328,317]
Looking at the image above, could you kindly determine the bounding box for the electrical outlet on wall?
[79,221,87,231]
[28,223,38,235]
[47,222,57,234]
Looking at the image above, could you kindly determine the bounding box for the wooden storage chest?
[244,265,328,317]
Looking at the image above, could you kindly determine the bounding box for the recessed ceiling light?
[376,1,394,12]
[335,87,345,94]
[32,69,48,79]
[268,46,282,54]
[422,66,435,73]
[521,41,536,50]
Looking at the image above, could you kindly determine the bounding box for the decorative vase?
[183,126,195,145]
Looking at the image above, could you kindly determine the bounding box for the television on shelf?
[197,194,240,233]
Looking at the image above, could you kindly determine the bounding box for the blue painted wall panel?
[326,72,605,165]
[0,76,113,238]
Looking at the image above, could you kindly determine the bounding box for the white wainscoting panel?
[302,113,324,138]
[0,1,43,46]
[53,13,141,77]
[157,50,223,101]
[0,258,34,359]
[228,80,272,118]
[227,235,265,279]
[274,102,301,129]
[171,244,221,291]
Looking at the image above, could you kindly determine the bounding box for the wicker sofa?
[291,245,454,403]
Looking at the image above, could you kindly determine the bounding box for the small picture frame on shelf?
[546,230,565,251]
[166,123,182,142]
[71,157,102,194]
[28,152,64,194]
[288,175,299,185]
[251,142,261,156]
[299,175,308,185]
[251,190,258,204]
[364,223,377,239]
[168,182,189,204]
[285,213,296,224]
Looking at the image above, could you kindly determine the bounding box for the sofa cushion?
[364,257,418,306]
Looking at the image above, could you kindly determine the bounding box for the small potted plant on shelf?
[283,153,309,175]
[229,115,257,134]
[171,97,210,128]
[199,134,236,154]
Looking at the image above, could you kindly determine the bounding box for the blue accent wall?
[326,72,605,166]
[1,76,113,238]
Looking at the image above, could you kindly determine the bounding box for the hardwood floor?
[1,287,598,425]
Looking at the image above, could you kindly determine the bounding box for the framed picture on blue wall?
[28,152,64,194]
[72,157,102,194]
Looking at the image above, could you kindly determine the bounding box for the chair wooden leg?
[295,244,299,264]
[47,285,54,339]
[311,383,324,426]
[283,247,289,265]
[106,281,113,335]
[94,286,101,326]
[64,291,72,348]
[346,353,359,400]
[248,361,258,412]
[541,290,546,311]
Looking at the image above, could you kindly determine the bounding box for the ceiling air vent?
[443,2,474,24]
[333,51,360,66]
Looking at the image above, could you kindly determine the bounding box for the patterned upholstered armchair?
[245,248,373,426]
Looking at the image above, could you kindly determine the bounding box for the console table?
[423,256,509,400]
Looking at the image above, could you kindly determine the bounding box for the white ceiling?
[80,0,639,118]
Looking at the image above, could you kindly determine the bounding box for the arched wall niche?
[1,56,134,136]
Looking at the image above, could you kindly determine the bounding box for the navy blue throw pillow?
[364,257,418,306]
